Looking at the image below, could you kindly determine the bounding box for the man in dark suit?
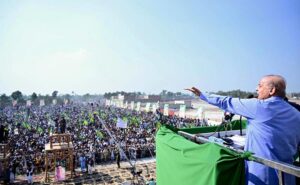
[0,123,4,143]
[59,117,66,134]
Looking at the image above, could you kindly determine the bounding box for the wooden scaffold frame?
[0,143,10,180]
[44,134,74,182]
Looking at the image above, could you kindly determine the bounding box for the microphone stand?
[239,116,242,136]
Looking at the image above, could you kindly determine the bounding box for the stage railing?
[178,131,300,185]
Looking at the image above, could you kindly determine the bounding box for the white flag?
[145,103,150,112]
[197,107,204,119]
[64,99,68,105]
[136,102,141,112]
[52,99,57,105]
[163,104,169,116]
[12,100,17,107]
[152,103,157,112]
[130,101,135,110]
[116,117,127,128]
[26,100,31,107]
[179,104,186,118]
[40,99,45,106]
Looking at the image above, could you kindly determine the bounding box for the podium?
[44,134,74,182]
[156,125,247,185]
[157,121,300,185]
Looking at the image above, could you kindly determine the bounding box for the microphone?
[224,112,234,121]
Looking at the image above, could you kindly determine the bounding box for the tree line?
[213,90,256,98]
[0,90,103,108]
[1,89,299,108]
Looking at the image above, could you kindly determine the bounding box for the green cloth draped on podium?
[156,126,246,185]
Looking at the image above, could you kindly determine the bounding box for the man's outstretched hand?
[185,87,201,97]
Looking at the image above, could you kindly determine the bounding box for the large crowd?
[0,102,206,183]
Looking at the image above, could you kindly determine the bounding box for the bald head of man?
[256,74,286,100]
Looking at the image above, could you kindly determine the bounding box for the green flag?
[122,116,128,122]
[156,122,162,130]
[83,120,88,126]
[96,130,104,139]
[130,116,140,126]
[37,127,43,134]
[22,122,31,130]
[89,113,94,124]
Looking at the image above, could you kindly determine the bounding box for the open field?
[10,158,156,185]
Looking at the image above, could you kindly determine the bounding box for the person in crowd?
[186,74,300,185]
[54,116,60,134]
[0,96,200,181]
[9,163,14,183]
[26,164,34,184]
[0,123,4,143]
[79,153,86,173]
[147,178,156,185]
[116,149,121,168]
[87,158,93,174]
[59,116,66,134]
[111,148,115,161]
[55,164,61,181]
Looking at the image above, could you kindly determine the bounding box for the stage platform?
[45,143,74,151]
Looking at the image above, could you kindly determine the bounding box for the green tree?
[215,90,255,98]
[61,94,71,104]
[44,94,52,105]
[31,92,38,105]
[83,93,91,101]
[160,90,167,96]
[0,94,11,107]
[104,92,112,99]
[176,92,182,96]
[31,92,38,101]
[52,91,58,98]
[11,90,23,100]
[167,91,174,97]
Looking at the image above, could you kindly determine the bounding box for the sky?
[0,0,299,95]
